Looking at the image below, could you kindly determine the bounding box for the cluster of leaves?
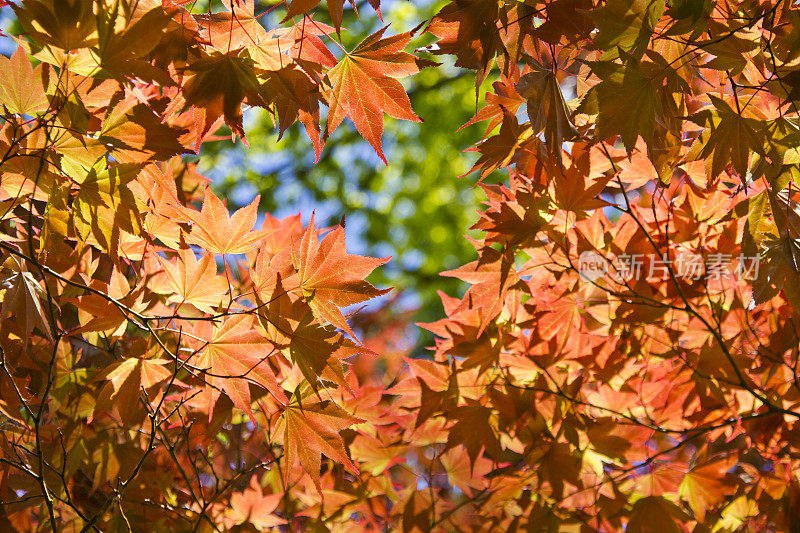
[203,63,486,328]
[0,0,429,530]
[6,0,800,531]
[199,0,492,324]
[401,0,800,530]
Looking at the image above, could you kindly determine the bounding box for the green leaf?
[592,57,660,153]
[591,0,665,59]
[73,164,144,256]
[688,94,765,178]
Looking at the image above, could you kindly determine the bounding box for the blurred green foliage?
[200,0,501,329]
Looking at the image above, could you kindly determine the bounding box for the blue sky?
[0,6,15,55]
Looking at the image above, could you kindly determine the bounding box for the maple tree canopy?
[2,0,800,531]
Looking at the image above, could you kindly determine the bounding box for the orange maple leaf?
[156,246,229,313]
[178,186,267,255]
[192,315,288,425]
[292,215,390,338]
[227,475,286,529]
[326,26,427,164]
[276,387,363,494]
[0,47,49,116]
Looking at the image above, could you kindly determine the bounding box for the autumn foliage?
[2,0,800,531]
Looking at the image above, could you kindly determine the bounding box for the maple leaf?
[688,94,766,178]
[535,443,582,498]
[275,387,363,493]
[700,23,760,74]
[717,496,759,531]
[326,26,426,164]
[95,357,172,425]
[535,0,595,45]
[73,164,144,258]
[443,399,502,466]
[285,17,337,68]
[70,267,145,337]
[180,51,266,148]
[99,97,189,163]
[291,216,390,338]
[284,0,381,32]
[679,454,736,521]
[256,280,370,392]
[585,417,634,461]
[551,161,612,214]
[178,186,267,255]
[286,314,361,392]
[226,476,286,529]
[12,0,98,51]
[0,47,50,116]
[0,255,52,343]
[426,0,502,85]
[465,114,537,179]
[50,126,107,174]
[471,176,551,245]
[260,212,304,257]
[94,5,172,84]
[412,372,459,429]
[262,66,323,160]
[586,56,662,154]
[747,186,800,308]
[419,304,504,375]
[591,0,666,59]
[516,60,577,159]
[192,315,287,424]
[400,491,435,533]
[156,246,228,313]
[439,448,491,497]
[196,0,268,52]
[441,245,522,336]
[461,75,524,135]
[626,496,688,533]
[349,433,408,475]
